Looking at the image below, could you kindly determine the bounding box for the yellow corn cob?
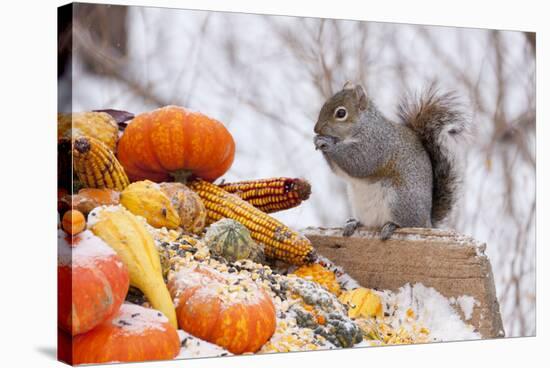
[188,179,315,265]
[219,177,311,213]
[72,136,130,191]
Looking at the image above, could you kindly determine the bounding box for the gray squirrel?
[313,82,468,239]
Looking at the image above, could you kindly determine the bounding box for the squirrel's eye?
[334,107,348,120]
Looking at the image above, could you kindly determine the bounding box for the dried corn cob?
[188,178,315,265]
[219,177,311,213]
[72,136,130,191]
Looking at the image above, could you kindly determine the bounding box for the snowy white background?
[62,4,535,337]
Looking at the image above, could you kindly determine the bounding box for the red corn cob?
[218,177,311,213]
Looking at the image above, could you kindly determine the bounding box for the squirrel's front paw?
[314,135,336,152]
[343,218,361,237]
[380,222,399,240]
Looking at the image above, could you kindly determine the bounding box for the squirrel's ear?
[355,85,368,110]
[343,81,355,90]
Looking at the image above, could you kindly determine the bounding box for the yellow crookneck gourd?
[119,180,180,229]
[89,205,177,328]
[339,288,383,319]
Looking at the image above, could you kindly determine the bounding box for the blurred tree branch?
[525,32,535,55]
[73,4,129,75]
[73,22,169,107]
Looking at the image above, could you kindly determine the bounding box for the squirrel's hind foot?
[343,218,361,237]
[380,222,399,240]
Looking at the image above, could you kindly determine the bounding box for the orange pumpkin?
[61,210,86,236]
[58,230,129,335]
[73,304,181,364]
[117,105,235,183]
[169,265,276,354]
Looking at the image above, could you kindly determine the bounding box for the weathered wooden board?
[303,226,505,338]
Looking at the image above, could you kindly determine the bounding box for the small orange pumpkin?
[61,210,86,236]
[169,265,276,354]
[73,304,180,364]
[58,230,129,335]
[117,106,235,183]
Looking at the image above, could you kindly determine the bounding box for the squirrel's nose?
[314,121,324,134]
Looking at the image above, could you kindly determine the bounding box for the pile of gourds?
[58,106,315,265]
[57,106,389,364]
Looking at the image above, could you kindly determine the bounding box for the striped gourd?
[72,136,130,191]
[203,218,263,263]
[188,179,315,265]
[219,177,311,213]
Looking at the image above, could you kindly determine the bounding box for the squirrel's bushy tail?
[398,84,469,225]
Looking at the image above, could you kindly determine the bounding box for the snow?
[449,295,479,321]
[57,229,117,267]
[176,330,231,359]
[386,283,480,342]
[111,303,169,335]
[86,204,126,227]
